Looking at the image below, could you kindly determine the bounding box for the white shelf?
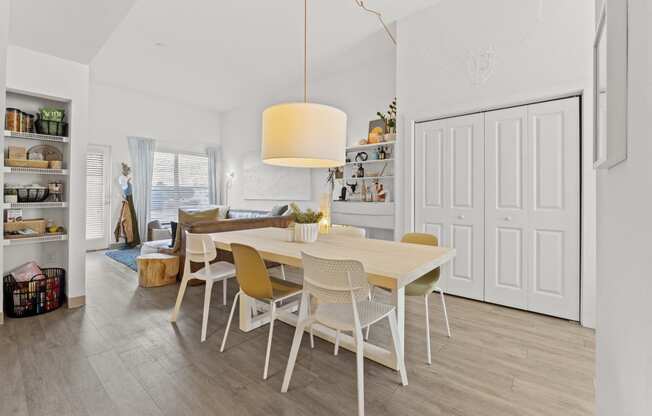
[346,141,396,152]
[3,166,69,175]
[4,130,69,143]
[345,159,393,166]
[337,176,394,181]
[3,234,68,246]
[3,202,68,209]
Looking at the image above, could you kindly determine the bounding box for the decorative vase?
[294,223,319,243]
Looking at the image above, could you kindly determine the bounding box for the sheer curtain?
[127,136,156,242]
[206,146,222,205]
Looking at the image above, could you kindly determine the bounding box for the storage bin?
[4,218,47,234]
[3,268,66,318]
[35,119,68,136]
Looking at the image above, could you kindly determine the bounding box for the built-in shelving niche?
[2,91,71,275]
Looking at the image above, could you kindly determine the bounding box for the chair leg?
[220,291,240,352]
[354,327,365,416]
[280,264,286,280]
[334,330,340,355]
[222,278,228,306]
[388,311,408,386]
[170,275,190,322]
[281,292,309,393]
[424,293,431,365]
[263,302,276,380]
[364,286,375,340]
[309,325,315,349]
[438,288,451,337]
[200,280,214,342]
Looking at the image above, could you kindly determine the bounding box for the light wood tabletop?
[210,227,456,290]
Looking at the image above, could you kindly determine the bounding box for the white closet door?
[526,98,580,320]
[484,106,529,310]
[484,98,580,319]
[414,114,485,300]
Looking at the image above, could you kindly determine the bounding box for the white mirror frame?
[593,0,628,169]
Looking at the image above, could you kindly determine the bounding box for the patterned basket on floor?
[3,268,66,318]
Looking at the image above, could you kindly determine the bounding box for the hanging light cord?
[304,0,308,103]
[353,0,397,46]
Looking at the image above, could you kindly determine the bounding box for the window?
[86,148,108,241]
[150,151,210,223]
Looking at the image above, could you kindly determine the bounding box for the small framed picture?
[368,119,386,144]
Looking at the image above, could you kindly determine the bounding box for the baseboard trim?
[67,295,86,309]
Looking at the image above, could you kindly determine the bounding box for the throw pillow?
[214,205,229,220]
[270,204,288,216]
[171,207,220,252]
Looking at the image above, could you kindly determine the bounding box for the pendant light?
[262,0,347,168]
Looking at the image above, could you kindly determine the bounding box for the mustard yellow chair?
[366,232,451,365]
[220,243,303,380]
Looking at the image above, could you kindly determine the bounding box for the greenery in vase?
[289,203,324,224]
[376,97,397,133]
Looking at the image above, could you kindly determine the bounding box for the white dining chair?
[281,252,408,416]
[329,224,367,238]
[329,224,366,356]
[170,232,236,342]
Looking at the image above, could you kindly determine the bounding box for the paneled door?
[86,145,111,251]
[526,98,580,320]
[484,98,580,320]
[484,106,529,310]
[414,114,485,300]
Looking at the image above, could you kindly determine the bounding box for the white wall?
[5,45,90,303]
[88,82,222,239]
[0,0,9,322]
[596,0,652,414]
[220,35,396,212]
[395,0,597,327]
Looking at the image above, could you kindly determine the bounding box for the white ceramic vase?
[294,223,319,243]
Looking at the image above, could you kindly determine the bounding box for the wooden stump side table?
[137,253,179,288]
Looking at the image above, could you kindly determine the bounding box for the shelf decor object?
[261,0,346,168]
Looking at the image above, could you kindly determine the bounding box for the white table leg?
[390,286,405,366]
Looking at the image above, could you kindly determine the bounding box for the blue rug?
[105,247,140,271]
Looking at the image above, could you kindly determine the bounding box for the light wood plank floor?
[0,252,595,415]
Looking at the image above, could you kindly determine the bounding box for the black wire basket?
[3,268,66,318]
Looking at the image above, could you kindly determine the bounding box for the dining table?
[211,227,456,370]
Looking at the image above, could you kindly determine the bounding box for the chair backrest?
[301,251,369,304]
[231,243,273,300]
[329,225,366,238]
[185,232,217,265]
[401,232,438,247]
[401,232,440,280]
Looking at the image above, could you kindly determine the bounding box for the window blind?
[150,151,210,223]
[86,151,106,240]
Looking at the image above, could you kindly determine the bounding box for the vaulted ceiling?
[9,0,440,111]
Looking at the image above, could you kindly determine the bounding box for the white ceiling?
[9,0,137,63]
[9,0,440,111]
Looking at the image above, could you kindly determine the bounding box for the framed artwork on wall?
[593,0,628,169]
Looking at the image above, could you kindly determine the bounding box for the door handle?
[504,216,512,221]
[457,215,465,220]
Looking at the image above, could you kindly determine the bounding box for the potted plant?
[376,97,397,141]
[289,203,323,243]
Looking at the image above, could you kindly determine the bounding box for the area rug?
[105,247,140,272]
